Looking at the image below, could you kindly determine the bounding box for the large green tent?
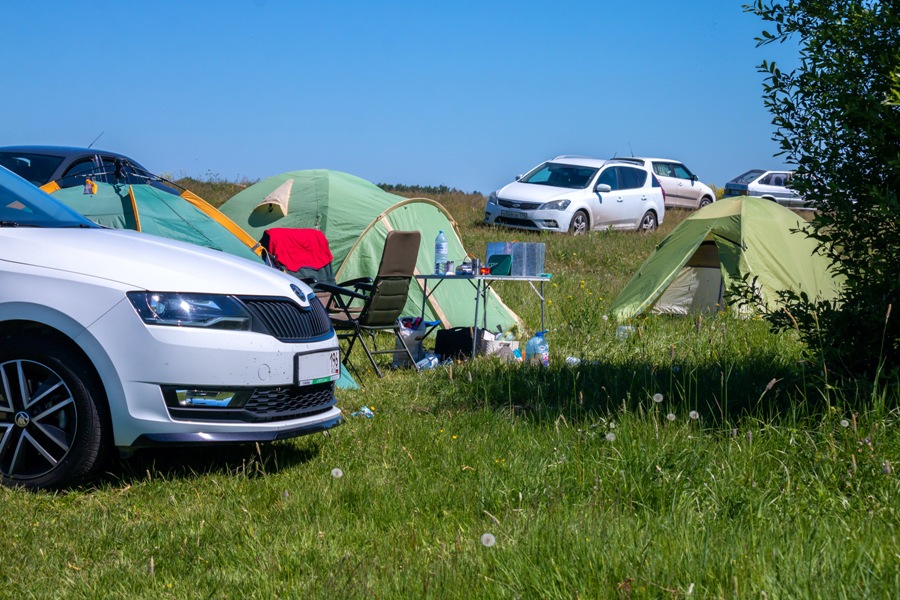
[43,180,262,263]
[219,169,521,332]
[610,196,842,319]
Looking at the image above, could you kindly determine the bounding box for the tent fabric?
[46,182,262,263]
[610,196,843,319]
[219,169,522,331]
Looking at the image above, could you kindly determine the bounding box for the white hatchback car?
[614,157,716,209]
[723,169,805,208]
[0,167,343,489]
[484,156,665,234]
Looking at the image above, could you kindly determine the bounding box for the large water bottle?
[524,331,550,367]
[434,230,449,275]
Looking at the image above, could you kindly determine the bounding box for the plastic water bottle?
[524,331,550,367]
[434,230,449,275]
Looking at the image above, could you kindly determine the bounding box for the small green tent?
[610,196,842,319]
[43,180,263,263]
[219,170,521,331]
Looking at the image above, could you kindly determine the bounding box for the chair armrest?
[314,281,367,301]
[337,276,373,288]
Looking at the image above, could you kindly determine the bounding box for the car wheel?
[699,197,713,209]
[568,210,589,235]
[0,338,109,490]
[639,211,658,232]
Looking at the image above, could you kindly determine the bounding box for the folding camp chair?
[323,230,421,378]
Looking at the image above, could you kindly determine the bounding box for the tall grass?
[3,183,896,598]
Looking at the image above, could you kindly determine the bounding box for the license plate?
[296,348,341,385]
[501,210,527,219]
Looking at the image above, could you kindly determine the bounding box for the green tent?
[219,169,521,332]
[44,180,262,263]
[610,196,843,319]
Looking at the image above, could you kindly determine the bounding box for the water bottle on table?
[434,230,448,275]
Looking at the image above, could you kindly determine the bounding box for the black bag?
[435,326,473,360]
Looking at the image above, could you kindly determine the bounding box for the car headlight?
[487,192,498,205]
[127,292,252,330]
[539,199,571,211]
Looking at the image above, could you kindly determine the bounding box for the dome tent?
[610,196,843,319]
[219,170,521,331]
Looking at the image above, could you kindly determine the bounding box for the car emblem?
[290,284,312,310]
[511,203,521,208]
[14,412,30,428]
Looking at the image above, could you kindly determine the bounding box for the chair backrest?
[359,230,421,327]
[260,227,336,285]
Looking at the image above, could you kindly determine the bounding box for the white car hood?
[496,181,583,203]
[0,228,307,297]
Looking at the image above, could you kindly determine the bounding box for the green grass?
[3,186,898,598]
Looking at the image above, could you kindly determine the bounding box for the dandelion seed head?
[653,393,664,403]
[605,433,616,442]
[481,533,496,547]
[840,419,850,428]
[689,411,700,420]
[331,468,343,478]
[667,413,676,422]
[602,315,609,321]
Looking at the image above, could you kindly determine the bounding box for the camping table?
[414,274,550,358]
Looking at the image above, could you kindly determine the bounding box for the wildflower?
[602,315,608,321]
[689,411,699,420]
[481,533,496,547]
[331,468,343,478]
[667,413,676,422]
[605,433,616,442]
[452,435,458,440]
[609,422,616,429]
[653,393,664,403]
[840,419,850,428]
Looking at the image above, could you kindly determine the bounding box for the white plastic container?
[524,331,550,367]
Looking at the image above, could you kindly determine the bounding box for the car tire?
[639,211,658,232]
[0,337,110,490]
[568,210,589,235]
[699,197,713,209]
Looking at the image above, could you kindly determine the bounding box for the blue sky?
[1,1,799,194]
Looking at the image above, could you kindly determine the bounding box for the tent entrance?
[652,242,724,315]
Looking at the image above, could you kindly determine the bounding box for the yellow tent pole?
[128,185,142,232]
[180,189,263,256]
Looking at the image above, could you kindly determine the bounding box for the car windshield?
[730,169,766,184]
[521,162,598,189]
[0,167,97,228]
[0,152,65,186]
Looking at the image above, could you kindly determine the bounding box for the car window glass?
[733,169,766,184]
[63,158,99,178]
[672,164,692,179]
[616,167,647,190]
[654,163,675,178]
[596,167,618,190]
[0,153,64,186]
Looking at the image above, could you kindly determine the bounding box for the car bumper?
[484,204,571,232]
[84,298,343,447]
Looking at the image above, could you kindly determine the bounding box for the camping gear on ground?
[393,316,435,368]
[478,330,521,361]
[326,231,421,379]
[485,242,546,276]
[218,169,521,331]
[524,331,550,367]
[44,180,262,262]
[609,196,844,319]
[435,326,475,361]
[434,230,449,275]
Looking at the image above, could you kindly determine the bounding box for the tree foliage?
[744,0,900,378]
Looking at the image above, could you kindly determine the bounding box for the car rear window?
[0,152,64,186]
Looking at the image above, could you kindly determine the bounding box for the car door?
[613,166,651,228]
[590,167,623,229]
[652,162,683,207]
[669,163,702,208]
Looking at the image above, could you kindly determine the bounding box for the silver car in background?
[723,169,806,208]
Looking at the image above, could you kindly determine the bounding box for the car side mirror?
[690,174,698,181]
[595,183,612,193]
[515,174,522,181]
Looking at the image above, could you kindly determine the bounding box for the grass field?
[2,185,898,598]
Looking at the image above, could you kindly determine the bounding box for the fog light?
[164,388,252,408]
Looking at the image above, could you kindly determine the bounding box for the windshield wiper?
[0,220,20,227]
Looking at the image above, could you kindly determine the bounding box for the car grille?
[494,216,539,228]
[498,199,542,210]
[241,296,333,341]
[165,382,337,423]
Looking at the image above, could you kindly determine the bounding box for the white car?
[615,157,716,209]
[484,156,665,234]
[0,167,343,489]
[723,169,805,208]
